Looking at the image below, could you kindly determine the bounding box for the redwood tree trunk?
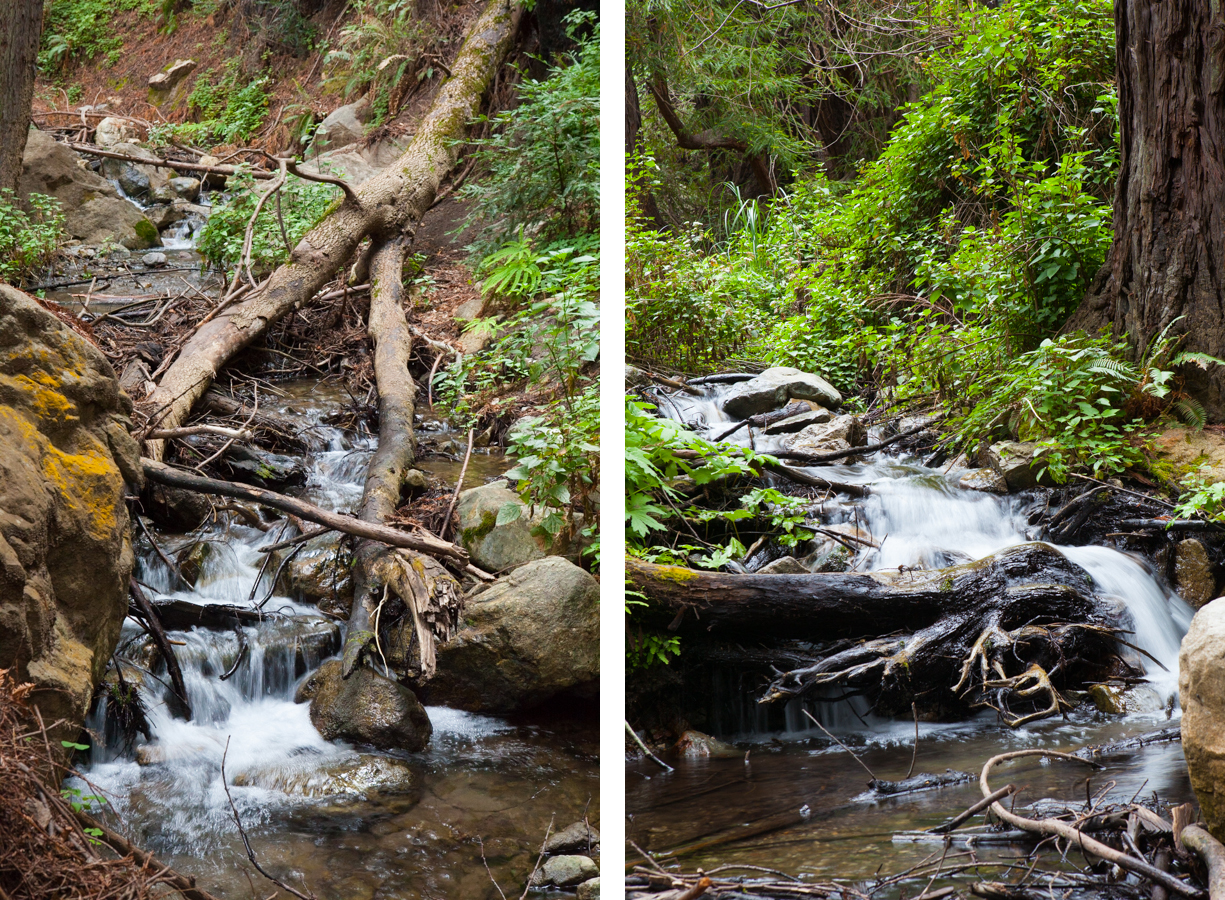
[0,0,43,194]
[1065,1,1225,418]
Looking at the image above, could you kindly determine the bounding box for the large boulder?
[721,367,842,419]
[456,482,548,573]
[147,59,197,109]
[93,117,138,148]
[783,414,866,455]
[1180,599,1225,840]
[1175,539,1217,609]
[280,532,353,615]
[311,97,373,154]
[0,285,141,739]
[99,145,174,204]
[64,197,161,250]
[18,128,118,211]
[300,658,432,752]
[978,441,1056,491]
[425,557,599,713]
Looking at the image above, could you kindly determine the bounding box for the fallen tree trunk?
[630,544,1128,723]
[142,0,524,459]
[141,458,470,562]
[341,239,462,680]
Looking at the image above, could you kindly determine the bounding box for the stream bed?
[628,383,1197,887]
[72,379,596,900]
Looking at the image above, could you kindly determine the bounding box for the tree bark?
[0,0,43,194]
[142,0,524,459]
[1063,1,1225,419]
[341,239,462,681]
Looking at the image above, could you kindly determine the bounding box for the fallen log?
[141,458,470,563]
[141,0,524,459]
[129,578,191,720]
[66,142,277,180]
[341,238,462,680]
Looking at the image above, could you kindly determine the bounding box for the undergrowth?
[0,192,65,287]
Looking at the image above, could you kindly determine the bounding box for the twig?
[221,737,316,899]
[907,701,919,779]
[219,628,248,681]
[440,429,474,540]
[519,815,555,900]
[134,513,193,591]
[626,721,674,772]
[802,709,877,782]
[478,836,509,900]
[129,578,192,720]
[929,784,1017,834]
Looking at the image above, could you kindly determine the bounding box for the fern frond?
[1171,351,1225,371]
[1173,398,1207,431]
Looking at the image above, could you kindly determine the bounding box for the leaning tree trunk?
[143,0,524,458]
[341,238,461,682]
[0,0,44,194]
[1064,0,1225,418]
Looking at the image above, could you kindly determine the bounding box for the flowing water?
[73,379,596,899]
[628,384,1196,884]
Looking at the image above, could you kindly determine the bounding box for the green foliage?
[626,586,681,669]
[178,64,271,146]
[460,11,599,259]
[322,0,427,124]
[0,192,64,287]
[197,172,340,275]
[39,0,153,73]
[1173,473,1225,524]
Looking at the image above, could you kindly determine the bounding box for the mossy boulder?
[301,659,432,752]
[456,482,549,573]
[0,285,141,740]
[424,556,599,713]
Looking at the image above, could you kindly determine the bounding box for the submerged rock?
[303,659,432,752]
[426,556,599,713]
[544,821,600,854]
[232,753,420,799]
[0,285,141,738]
[675,729,741,759]
[1180,599,1225,840]
[1175,539,1217,609]
[721,366,842,419]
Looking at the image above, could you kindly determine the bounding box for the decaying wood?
[1183,826,1225,900]
[128,578,191,721]
[141,0,525,459]
[342,239,462,681]
[141,459,470,562]
[73,809,223,900]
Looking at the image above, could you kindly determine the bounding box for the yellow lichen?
[0,373,76,426]
[41,437,123,543]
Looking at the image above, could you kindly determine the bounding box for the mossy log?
[629,543,1132,724]
[142,0,524,460]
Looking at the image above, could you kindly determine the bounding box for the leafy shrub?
[460,10,599,259]
[197,172,339,274]
[40,0,153,72]
[182,65,271,145]
[322,0,428,125]
[0,192,64,286]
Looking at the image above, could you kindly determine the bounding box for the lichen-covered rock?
[1180,599,1225,840]
[93,117,138,148]
[576,877,601,900]
[1175,539,1217,609]
[721,367,842,419]
[18,128,118,211]
[456,482,548,573]
[425,557,598,713]
[530,855,598,888]
[303,659,432,752]
[0,285,140,739]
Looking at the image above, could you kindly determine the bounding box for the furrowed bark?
[342,240,461,680]
[0,0,43,194]
[142,0,525,458]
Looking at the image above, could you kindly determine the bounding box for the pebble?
[141,251,167,267]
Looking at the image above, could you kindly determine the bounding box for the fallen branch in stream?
[66,142,278,180]
[141,458,474,565]
[772,418,946,465]
[128,578,191,721]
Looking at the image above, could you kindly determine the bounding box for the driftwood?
[141,459,470,562]
[1183,826,1225,900]
[629,544,1126,722]
[141,0,524,460]
[341,239,462,680]
[869,769,974,796]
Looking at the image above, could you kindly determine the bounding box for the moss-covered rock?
[0,285,140,741]
[303,659,432,752]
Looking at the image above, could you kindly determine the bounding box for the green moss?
[460,509,498,546]
[133,219,158,245]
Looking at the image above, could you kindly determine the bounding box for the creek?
[628,383,1196,886]
[71,379,597,900]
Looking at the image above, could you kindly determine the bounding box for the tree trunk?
[341,239,461,682]
[142,0,524,458]
[0,0,43,194]
[1063,1,1225,419]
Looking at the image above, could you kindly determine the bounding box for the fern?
[1172,398,1208,431]
[1171,351,1225,371]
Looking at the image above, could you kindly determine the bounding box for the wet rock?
[544,821,600,855]
[64,197,161,250]
[783,414,866,456]
[167,176,201,202]
[144,203,184,230]
[312,97,372,153]
[427,557,599,713]
[0,284,140,739]
[756,556,809,575]
[281,532,353,613]
[197,155,227,190]
[676,729,741,759]
[100,145,174,203]
[530,855,599,888]
[175,540,213,587]
[978,441,1055,491]
[721,367,842,419]
[1153,427,1225,485]
[18,128,119,210]
[797,524,873,573]
[94,117,138,148]
[305,659,432,752]
[1175,539,1217,609]
[762,406,832,435]
[139,483,212,531]
[577,877,601,900]
[456,482,547,572]
[232,753,420,799]
[1180,598,1225,840]
[1089,683,1164,715]
[221,444,306,489]
[625,365,649,389]
[141,251,167,267]
[959,467,1008,493]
